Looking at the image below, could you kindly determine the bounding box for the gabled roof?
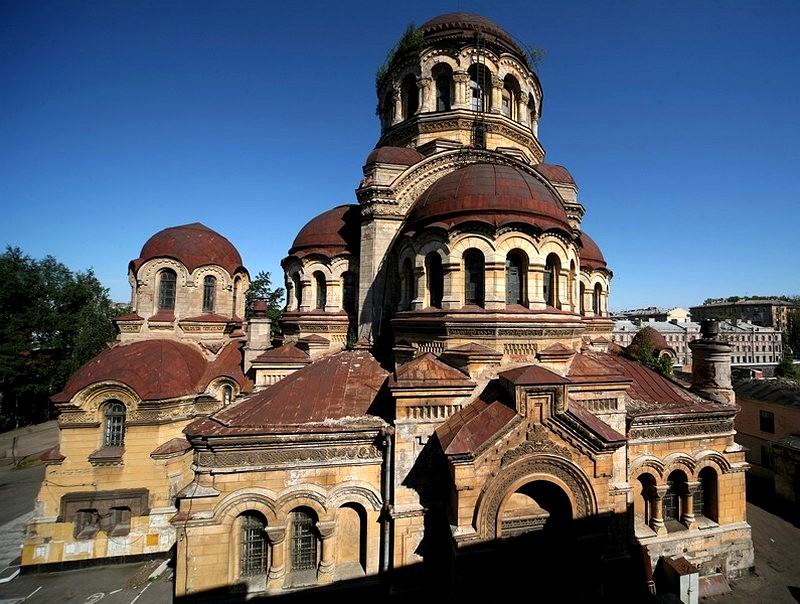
[390,352,474,389]
[499,364,569,386]
[253,342,310,363]
[185,350,389,436]
[436,382,517,455]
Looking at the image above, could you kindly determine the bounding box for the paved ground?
[0,422,798,603]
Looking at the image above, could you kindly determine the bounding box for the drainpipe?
[381,427,394,574]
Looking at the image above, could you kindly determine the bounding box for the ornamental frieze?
[196,444,382,469]
[502,425,573,466]
[629,419,735,441]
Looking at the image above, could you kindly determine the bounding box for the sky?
[2,0,798,312]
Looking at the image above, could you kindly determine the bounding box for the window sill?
[88,446,124,466]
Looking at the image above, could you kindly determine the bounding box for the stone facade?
[23,11,753,602]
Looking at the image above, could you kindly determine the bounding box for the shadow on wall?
[175,510,662,604]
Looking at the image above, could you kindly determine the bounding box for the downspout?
[381,426,394,574]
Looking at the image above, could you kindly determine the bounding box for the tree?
[245,271,285,335]
[775,356,800,379]
[786,306,800,359]
[622,327,674,377]
[0,246,119,429]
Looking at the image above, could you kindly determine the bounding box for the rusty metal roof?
[535,163,575,185]
[287,204,360,260]
[405,163,572,235]
[132,223,244,276]
[365,146,425,166]
[52,340,250,403]
[390,352,474,390]
[578,231,608,271]
[186,350,390,436]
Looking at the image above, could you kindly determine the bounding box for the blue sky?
[2,0,798,312]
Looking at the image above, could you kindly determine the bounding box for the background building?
[690,299,797,333]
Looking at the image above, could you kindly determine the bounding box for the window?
[103,401,125,447]
[696,467,718,521]
[75,509,101,539]
[314,272,327,310]
[400,260,415,310]
[759,409,775,433]
[435,75,452,111]
[202,275,216,312]
[401,74,418,119]
[106,506,132,537]
[223,384,233,405]
[544,254,561,308]
[593,283,602,315]
[158,269,177,310]
[381,91,394,129]
[291,509,317,571]
[505,252,525,305]
[469,64,491,112]
[426,253,443,309]
[232,276,241,317]
[579,283,586,314]
[292,273,302,310]
[342,272,357,315]
[240,512,268,577]
[464,250,485,307]
[664,471,688,527]
[501,75,519,120]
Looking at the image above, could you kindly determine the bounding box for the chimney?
[245,299,272,372]
[688,319,734,404]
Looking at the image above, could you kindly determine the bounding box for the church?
[22,12,753,602]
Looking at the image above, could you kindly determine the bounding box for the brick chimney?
[688,319,734,405]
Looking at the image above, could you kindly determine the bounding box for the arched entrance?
[499,479,574,537]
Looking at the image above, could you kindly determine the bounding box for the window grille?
[158,270,177,310]
[104,401,125,447]
[291,511,317,571]
[241,514,268,576]
[202,276,216,312]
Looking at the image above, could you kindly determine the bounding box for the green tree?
[786,306,800,359]
[245,271,285,335]
[622,327,674,377]
[0,247,120,429]
[775,356,800,379]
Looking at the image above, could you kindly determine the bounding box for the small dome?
[405,163,571,233]
[535,163,575,186]
[52,340,207,402]
[287,205,360,259]
[578,232,607,270]
[366,146,425,166]
[419,12,526,60]
[133,223,244,275]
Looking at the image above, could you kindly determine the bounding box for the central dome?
[419,12,526,60]
[134,223,243,275]
[405,163,571,233]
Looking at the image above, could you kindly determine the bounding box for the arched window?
[636,474,656,526]
[501,75,518,119]
[401,74,419,120]
[342,271,357,315]
[292,273,302,310]
[528,93,537,127]
[464,249,485,307]
[314,272,326,310]
[544,254,561,308]
[291,508,318,572]
[400,259,415,310]
[232,276,240,317]
[433,64,453,112]
[469,64,491,112]
[240,512,268,577]
[593,283,602,315]
[381,91,394,129]
[103,400,125,447]
[202,275,216,312]
[222,384,233,405]
[664,470,688,524]
[426,253,443,309]
[696,467,718,521]
[579,283,586,315]
[158,269,177,310]
[505,251,526,306]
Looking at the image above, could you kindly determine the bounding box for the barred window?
[291,509,317,571]
[240,513,268,577]
[158,269,177,310]
[104,401,125,447]
[202,275,216,312]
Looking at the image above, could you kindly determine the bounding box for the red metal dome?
[535,163,576,186]
[133,223,244,275]
[366,146,425,166]
[405,163,571,233]
[578,232,608,271]
[287,205,360,259]
[419,12,526,59]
